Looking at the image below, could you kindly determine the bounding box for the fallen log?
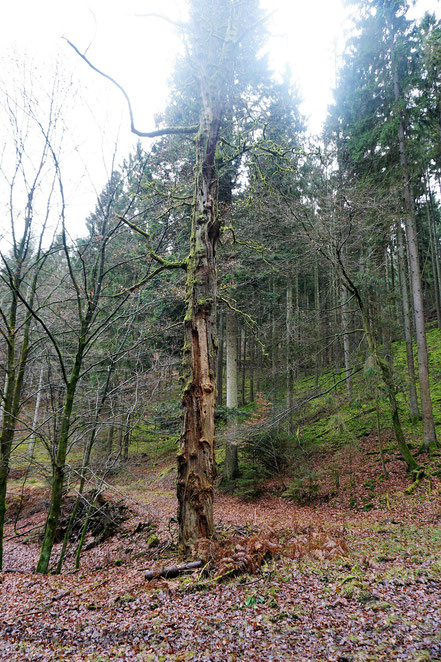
[145,560,202,580]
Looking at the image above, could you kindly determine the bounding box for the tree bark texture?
[225,308,239,481]
[341,283,353,400]
[286,281,294,433]
[314,261,321,387]
[216,308,224,406]
[29,365,44,457]
[426,184,441,328]
[36,342,86,573]
[177,95,221,556]
[241,329,246,407]
[176,0,242,555]
[396,222,419,421]
[394,65,437,450]
[249,336,255,402]
[0,245,35,569]
[271,276,278,381]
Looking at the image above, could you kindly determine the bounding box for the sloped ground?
[3,327,441,660]
[2,452,441,661]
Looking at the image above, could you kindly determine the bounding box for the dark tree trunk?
[241,329,246,407]
[249,335,255,402]
[216,308,224,406]
[396,221,419,421]
[394,65,437,450]
[286,280,294,433]
[36,342,85,573]
[341,283,352,399]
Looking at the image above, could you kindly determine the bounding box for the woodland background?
[1,0,441,659]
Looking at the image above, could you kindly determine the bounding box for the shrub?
[235,462,269,500]
[282,468,320,504]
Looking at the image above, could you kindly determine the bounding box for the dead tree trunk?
[177,64,222,556]
[177,0,249,556]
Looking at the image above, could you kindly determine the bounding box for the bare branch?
[134,13,187,30]
[64,39,198,139]
[117,216,187,269]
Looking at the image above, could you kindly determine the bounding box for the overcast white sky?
[1,0,440,234]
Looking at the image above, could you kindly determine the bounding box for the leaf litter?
[1,468,441,661]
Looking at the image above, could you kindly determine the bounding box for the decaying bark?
[176,0,245,556]
[177,98,221,554]
[69,0,255,556]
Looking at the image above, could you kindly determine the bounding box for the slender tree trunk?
[341,283,352,399]
[426,183,441,328]
[429,216,441,329]
[29,365,44,457]
[224,308,239,481]
[429,185,441,318]
[36,340,86,574]
[75,499,94,569]
[382,248,393,358]
[122,413,132,462]
[241,329,246,406]
[271,276,277,384]
[376,396,388,478]
[390,245,396,292]
[0,379,7,433]
[256,342,261,395]
[334,272,342,371]
[314,261,321,387]
[294,270,299,378]
[363,302,419,472]
[397,222,419,421]
[0,349,17,571]
[249,335,255,402]
[394,66,437,451]
[0,273,35,568]
[107,424,114,456]
[216,308,224,406]
[117,423,124,461]
[341,275,419,475]
[286,280,294,433]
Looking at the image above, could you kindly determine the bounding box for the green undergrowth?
[8,327,441,510]
[300,328,441,449]
[231,326,441,504]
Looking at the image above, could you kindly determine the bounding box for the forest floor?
[2,441,441,662]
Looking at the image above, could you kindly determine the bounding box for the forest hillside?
[1,0,441,660]
[2,327,441,660]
